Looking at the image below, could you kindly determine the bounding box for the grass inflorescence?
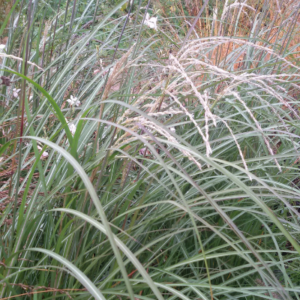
[0,0,300,299]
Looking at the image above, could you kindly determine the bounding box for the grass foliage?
[1,0,300,299]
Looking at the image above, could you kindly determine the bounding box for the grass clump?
[1,0,300,299]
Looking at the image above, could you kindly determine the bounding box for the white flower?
[37,145,49,158]
[68,123,76,136]
[139,147,147,156]
[13,88,21,98]
[67,95,80,107]
[0,44,6,52]
[41,151,49,158]
[144,13,158,31]
[170,127,175,132]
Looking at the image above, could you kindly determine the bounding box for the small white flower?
[66,95,80,107]
[139,147,147,156]
[0,44,6,52]
[13,88,21,98]
[68,123,76,136]
[37,145,49,158]
[41,151,49,158]
[170,127,175,132]
[144,13,158,31]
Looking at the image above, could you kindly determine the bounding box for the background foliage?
[1,0,300,299]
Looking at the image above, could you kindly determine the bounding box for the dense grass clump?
[1,0,300,299]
